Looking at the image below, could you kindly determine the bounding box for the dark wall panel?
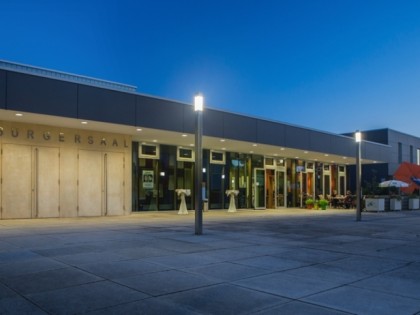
[136,95,185,132]
[223,113,257,142]
[7,72,78,117]
[309,133,332,152]
[364,142,391,163]
[331,136,355,156]
[183,104,195,134]
[284,126,310,149]
[203,109,224,138]
[79,85,136,125]
[0,70,5,109]
[362,129,389,145]
[257,120,286,146]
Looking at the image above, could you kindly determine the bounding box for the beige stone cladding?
[0,121,132,219]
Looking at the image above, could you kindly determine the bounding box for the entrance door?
[266,169,275,209]
[254,168,265,209]
[105,152,125,216]
[276,170,286,207]
[298,172,304,207]
[209,164,224,209]
[323,174,331,197]
[306,172,314,198]
[78,150,103,216]
[36,147,60,218]
[1,144,32,219]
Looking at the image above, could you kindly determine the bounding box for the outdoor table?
[332,196,345,208]
[225,190,239,212]
[176,189,190,214]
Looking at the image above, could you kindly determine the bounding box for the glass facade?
[132,142,348,211]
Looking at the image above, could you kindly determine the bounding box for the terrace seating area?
[328,193,356,209]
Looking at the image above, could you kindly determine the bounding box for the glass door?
[176,161,194,210]
[298,172,304,207]
[323,174,331,198]
[254,168,265,209]
[209,164,225,209]
[276,170,286,207]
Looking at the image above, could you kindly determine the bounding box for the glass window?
[210,150,225,164]
[138,158,159,211]
[251,154,264,168]
[265,157,274,167]
[410,145,413,163]
[140,144,159,159]
[398,142,402,163]
[177,147,195,161]
[296,165,305,172]
[276,158,285,167]
[339,176,345,195]
[176,161,194,210]
[238,154,251,208]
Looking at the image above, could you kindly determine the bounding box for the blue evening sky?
[1,0,420,136]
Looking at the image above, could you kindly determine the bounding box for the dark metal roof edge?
[0,59,137,93]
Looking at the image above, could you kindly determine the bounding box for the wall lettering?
[0,126,129,149]
[43,132,51,140]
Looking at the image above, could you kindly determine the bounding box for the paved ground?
[1,208,420,315]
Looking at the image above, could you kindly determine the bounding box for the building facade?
[360,129,420,176]
[0,61,409,219]
[344,129,420,193]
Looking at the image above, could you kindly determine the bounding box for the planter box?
[390,199,402,211]
[409,198,420,210]
[365,198,385,212]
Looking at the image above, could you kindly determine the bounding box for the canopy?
[379,180,409,188]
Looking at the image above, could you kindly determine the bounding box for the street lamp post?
[194,94,203,235]
[355,130,362,221]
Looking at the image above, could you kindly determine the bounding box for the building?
[360,129,420,175]
[0,60,411,219]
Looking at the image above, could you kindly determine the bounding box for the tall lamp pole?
[194,94,204,235]
[355,130,362,221]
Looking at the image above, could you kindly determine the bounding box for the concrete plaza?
[1,208,420,314]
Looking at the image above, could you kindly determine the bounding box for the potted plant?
[390,195,402,211]
[305,198,314,209]
[363,176,386,212]
[409,194,420,210]
[319,199,328,210]
[365,195,385,212]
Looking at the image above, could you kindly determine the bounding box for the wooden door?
[2,144,32,218]
[36,147,60,218]
[78,150,102,216]
[105,152,125,215]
